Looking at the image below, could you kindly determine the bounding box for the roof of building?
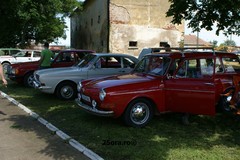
[184,34,212,46]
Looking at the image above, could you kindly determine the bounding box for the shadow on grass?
[1,82,240,160]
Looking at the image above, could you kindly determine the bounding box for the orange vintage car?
[76,50,240,127]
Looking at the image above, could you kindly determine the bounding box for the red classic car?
[7,49,95,87]
[75,50,240,127]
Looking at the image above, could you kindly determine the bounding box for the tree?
[214,39,236,51]
[166,0,240,36]
[223,39,236,46]
[210,40,218,48]
[0,0,82,47]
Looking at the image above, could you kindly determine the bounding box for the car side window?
[122,57,136,68]
[215,58,223,73]
[222,57,240,73]
[176,59,202,78]
[200,58,214,77]
[15,51,25,57]
[10,50,21,55]
[33,51,41,57]
[56,52,74,62]
[99,56,121,68]
[168,58,180,75]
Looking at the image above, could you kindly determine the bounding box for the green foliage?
[0,0,81,47]
[210,40,218,48]
[223,39,236,46]
[167,0,240,36]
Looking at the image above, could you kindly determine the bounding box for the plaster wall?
[71,0,184,56]
[71,0,109,52]
[109,0,184,56]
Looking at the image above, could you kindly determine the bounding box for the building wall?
[71,0,184,56]
[70,0,109,52]
[109,0,184,56]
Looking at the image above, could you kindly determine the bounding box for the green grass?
[1,82,240,160]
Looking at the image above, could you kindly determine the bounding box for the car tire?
[2,62,10,73]
[23,72,34,87]
[123,98,153,128]
[56,82,77,100]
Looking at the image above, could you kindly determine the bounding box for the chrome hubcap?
[28,75,34,87]
[130,103,149,125]
[61,86,73,98]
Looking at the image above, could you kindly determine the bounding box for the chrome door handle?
[204,83,214,86]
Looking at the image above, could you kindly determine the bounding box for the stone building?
[70,0,184,57]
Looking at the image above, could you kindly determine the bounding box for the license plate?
[82,94,91,102]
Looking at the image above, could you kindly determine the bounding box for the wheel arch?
[123,96,158,116]
[1,61,11,64]
[217,86,236,113]
[54,80,77,94]
[222,86,235,94]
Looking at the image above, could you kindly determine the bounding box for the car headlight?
[10,68,16,74]
[99,89,106,101]
[227,95,232,102]
[77,81,82,92]
[8,67,16,74]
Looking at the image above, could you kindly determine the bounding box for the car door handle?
[119,70,125,73]
[204,83,214,86]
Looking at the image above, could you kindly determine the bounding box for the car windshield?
[133,55,171,75]
[77,54,96,68]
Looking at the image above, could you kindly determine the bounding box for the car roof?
[59,49,95,53]
[145,51,238,59]
[20,49,41,52]
[0,48,21,50]
[93,53,135,56]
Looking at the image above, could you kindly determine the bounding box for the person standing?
[39,42,54,69]
[0,63,7,86]
[164,44,171,52]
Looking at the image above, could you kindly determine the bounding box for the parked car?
[138,47,161,60]
[0,48,22,71]
[75,51,240,127]
[33,53,139,100]
[0,48,22,56]
[233,51,240,59]
[7,49,95,87]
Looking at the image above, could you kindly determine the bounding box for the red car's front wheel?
[123,98,153,128]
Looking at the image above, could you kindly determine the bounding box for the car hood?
[84,73,161,91]
[35,66,86,76]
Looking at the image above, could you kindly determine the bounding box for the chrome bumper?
[75,98,114,117]
[33,80,40,89]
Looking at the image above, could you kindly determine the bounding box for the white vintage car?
[1,49,41,72]
[33,53,139,100]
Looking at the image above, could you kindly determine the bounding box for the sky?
[185,24,240,46]
[51,17,71,46]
